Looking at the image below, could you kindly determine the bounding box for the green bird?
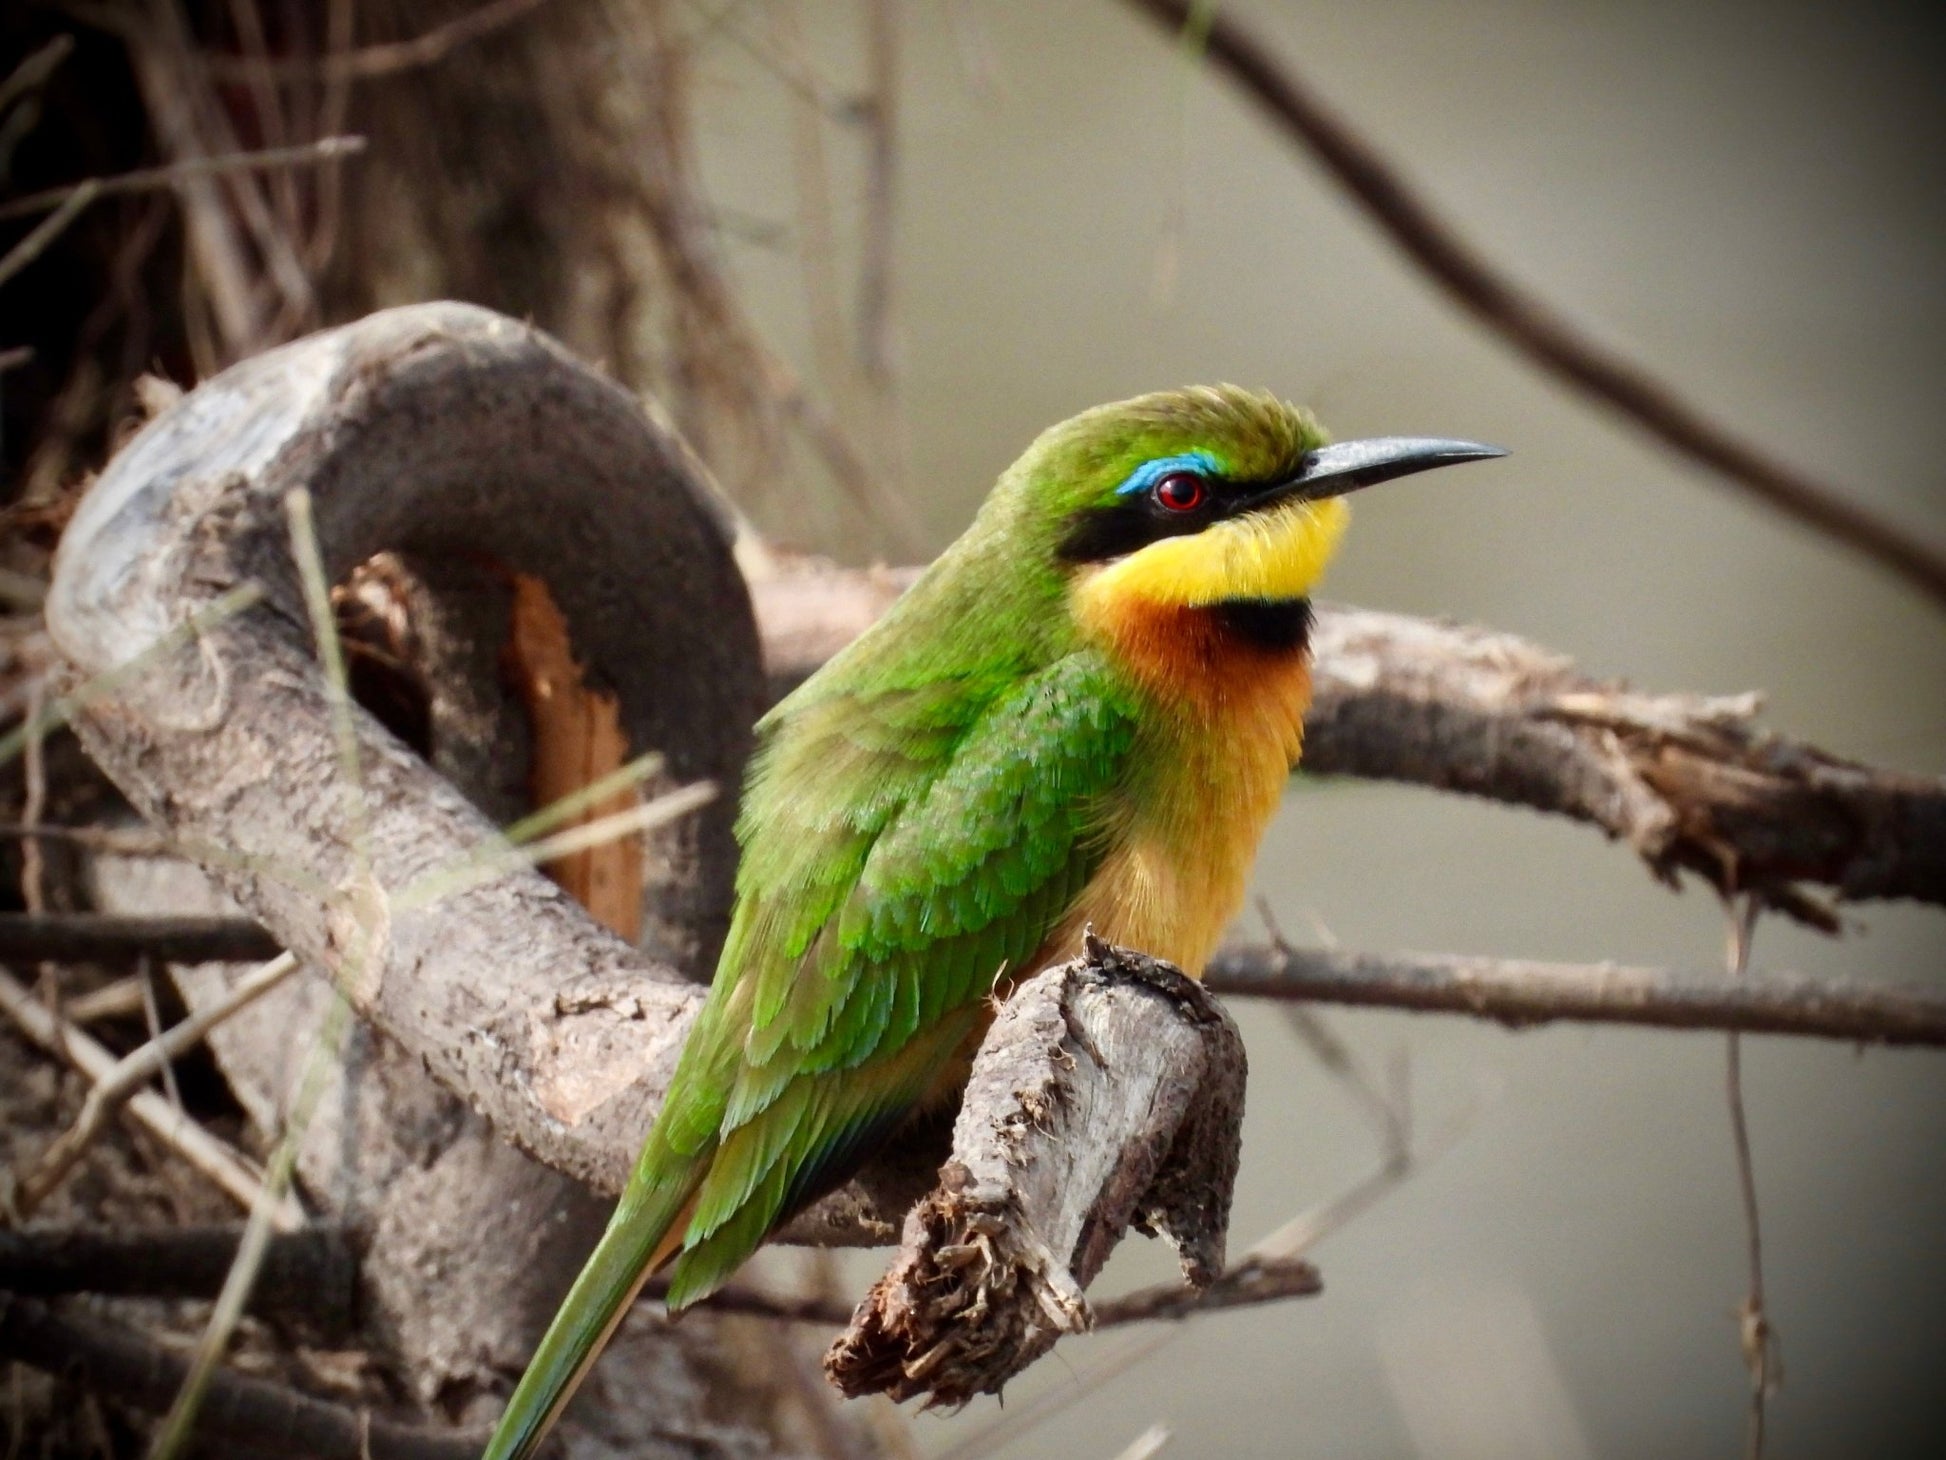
[482,388,1501,1457]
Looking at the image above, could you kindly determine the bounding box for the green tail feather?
[479,1150,704,1460]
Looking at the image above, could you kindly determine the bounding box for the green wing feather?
[482,647,1137,1458]
[666,649,1138,1305]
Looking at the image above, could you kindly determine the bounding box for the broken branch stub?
[826,936,1249,1406]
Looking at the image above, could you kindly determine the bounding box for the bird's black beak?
[1253,437,1507,506]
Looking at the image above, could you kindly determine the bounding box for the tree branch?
[43,303,918,1247]
[748,556,1946,920]
[1120,0,1946,612]
[0,1224,356,1331]
[0,913,282,964]
[1203,941,1946,1048]
[0,1297,479,1460]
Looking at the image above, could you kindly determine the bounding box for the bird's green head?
[985,385,1502,623]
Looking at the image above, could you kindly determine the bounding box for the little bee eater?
[483,388,1502,1457]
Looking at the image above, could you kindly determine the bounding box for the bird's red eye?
[1153,472,1206,512]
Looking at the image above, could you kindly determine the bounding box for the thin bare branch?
[1121,0,1946,611]
[0,135,367,221]
[0,964,304,1228]
[1204,941,1946,1047]
[13,954,297,1217]
[0,914,281,964]
[13,912,1938,1046]
[0,1297,479,1460]
[1723,897,1779,1459]
[0,1223,356,1329]
[204,0,552,83]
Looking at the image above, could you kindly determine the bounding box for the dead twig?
[1203,941,1946,1048]
[0,964,304,1229]
[1121,0,1946,611]
[0,1297,478,1460]
[204,0,553,83]
[0,136,368,221]
[0,1223,356,1330]
[1723,897,1779,1459]
[0,915,282,965]
[14,913,1940,1046]
[12,953,298,1218]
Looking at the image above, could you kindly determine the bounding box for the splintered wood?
[825,935,1248,1406]
[505,572,642,941]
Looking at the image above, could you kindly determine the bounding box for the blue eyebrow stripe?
[1113,450,1223,497]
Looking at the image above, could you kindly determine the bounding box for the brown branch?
[0,136,368,221]
[202,0,553,83]
[0,1297,479,1460]
[1121,0,1946,612]
[1723,899,1779,1458]
[41,304,919,1246]
[749,557,1946,919]
[1203,941,1946,1048]
[15,912,1941,1047]
[0,1224,356,1330]
[0,913,282,964]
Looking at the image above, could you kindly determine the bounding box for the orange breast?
[1055,594,1313,976]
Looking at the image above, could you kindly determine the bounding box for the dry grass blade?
[1109,1422,1171,1460]
[0,179,100,289]
[395,779,716,912]
[498,748,664,848]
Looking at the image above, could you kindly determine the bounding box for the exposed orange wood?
[505,574,643,941]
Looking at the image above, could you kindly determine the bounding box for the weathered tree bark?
[747,556,1946,921]
[44,301,896,1450]
[826,937,1251,1406]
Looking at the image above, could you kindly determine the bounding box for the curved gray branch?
[48,301,758,1202]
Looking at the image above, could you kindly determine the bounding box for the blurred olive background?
[5,1,1941,1456]
[695,4,1946,1457]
